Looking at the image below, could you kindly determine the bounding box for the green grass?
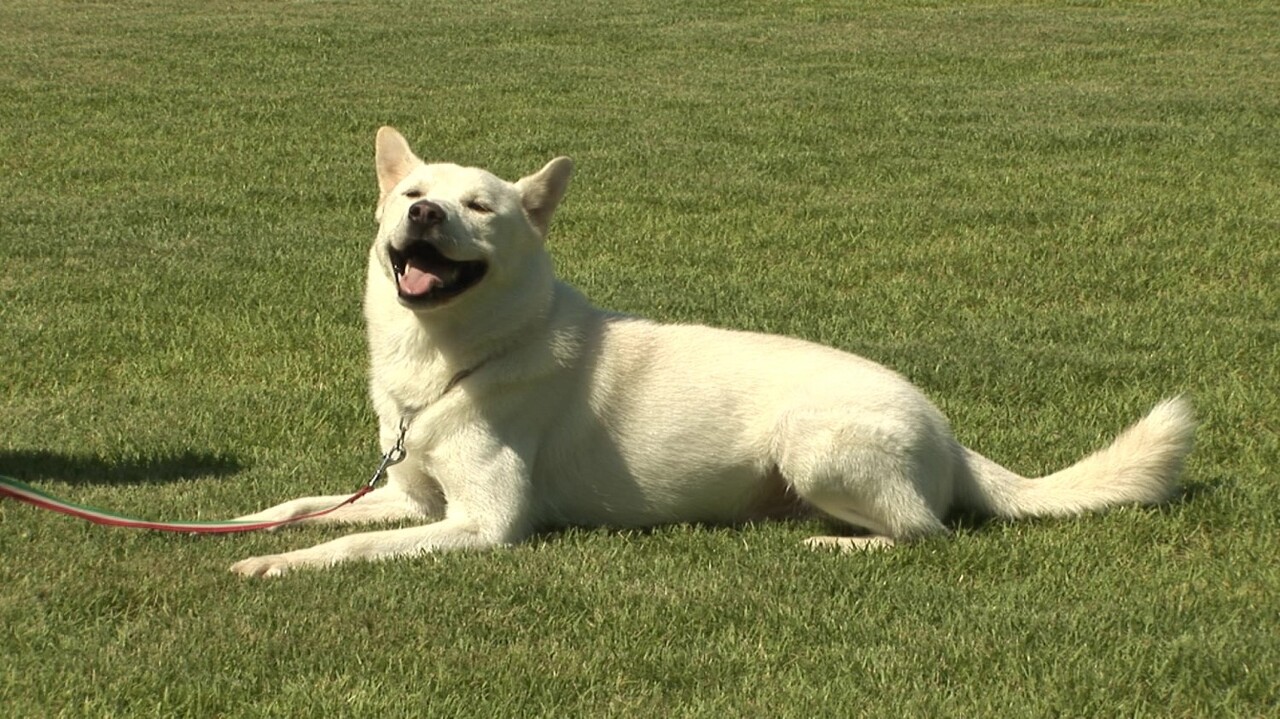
[2,0,1277,715]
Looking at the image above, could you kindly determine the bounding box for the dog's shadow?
[0,449,244,486]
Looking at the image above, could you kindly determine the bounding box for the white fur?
[230,128,1196,577]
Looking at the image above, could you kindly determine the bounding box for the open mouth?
[388,240,487,306]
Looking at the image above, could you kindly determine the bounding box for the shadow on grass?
[0,449,244,486]
[1172,476,1228,504]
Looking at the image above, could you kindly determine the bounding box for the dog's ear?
[516,157,574,236]
[375,126,422,206]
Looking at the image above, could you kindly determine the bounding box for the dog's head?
[372,126,573,311]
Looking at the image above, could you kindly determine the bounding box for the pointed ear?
[516,157,574,236]
[375,126,422,203]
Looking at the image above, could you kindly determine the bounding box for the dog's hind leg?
[804,535,896,552]
[798,492,938,552]
[774,410,952,551]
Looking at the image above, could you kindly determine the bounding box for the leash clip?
[365,419,409,490]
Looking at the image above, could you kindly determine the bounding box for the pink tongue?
[398,260,443,297]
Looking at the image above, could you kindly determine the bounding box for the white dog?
[230,127,1196,577]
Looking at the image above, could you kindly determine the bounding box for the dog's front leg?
[231,414,449,529]
[230,439,533,578]
[229,515,523,577]
[230,486,429,528]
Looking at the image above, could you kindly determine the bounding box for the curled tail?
[956,397,1196,519]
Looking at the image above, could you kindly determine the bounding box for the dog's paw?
[231,554,294,578]
[804,535,895,553]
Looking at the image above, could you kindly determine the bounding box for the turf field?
[1,1,1276,715]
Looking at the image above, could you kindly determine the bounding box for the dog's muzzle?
[389,200,487,307]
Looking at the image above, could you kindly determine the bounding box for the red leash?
[1,367,483,534]
[0,475,374,533]
[1,423,406,534]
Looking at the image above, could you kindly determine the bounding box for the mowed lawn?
[1,0,1277,716]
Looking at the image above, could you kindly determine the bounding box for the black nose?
[407,200,446,226]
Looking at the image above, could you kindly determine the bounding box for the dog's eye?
[403,189,423,199]
[465,199,493,214]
